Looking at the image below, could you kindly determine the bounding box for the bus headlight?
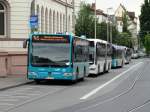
[90,67,96,70]
[28,72,38,77]
[64,73,72,76]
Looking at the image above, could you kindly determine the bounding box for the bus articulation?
[23,33,89,83]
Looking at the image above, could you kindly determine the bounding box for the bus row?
[23,33,132,83]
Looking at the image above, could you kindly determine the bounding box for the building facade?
[115,4,138,51]
[115,4,126,32]
[91,3,107,23]
[0,0,74,50]
[0,0,74,76]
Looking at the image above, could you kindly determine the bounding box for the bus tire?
[34,79,41,84]
[107,63,110,72]
[103,64,106,73]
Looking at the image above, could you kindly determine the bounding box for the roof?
[88,39,108,44]
[91,3,107,17]
[127,11,135,20]
[112,44,127,50]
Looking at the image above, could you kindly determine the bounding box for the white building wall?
[115,4,126,33]
[8,0,32,39]
[0,0,73,49]
[97,15,107,23]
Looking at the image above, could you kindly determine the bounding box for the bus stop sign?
[30,15,38,28]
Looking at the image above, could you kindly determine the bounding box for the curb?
[0,81,34,91]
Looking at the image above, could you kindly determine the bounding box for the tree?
[139,0,150,42]
[112,25,119,43]
[122,12,128,33]
[96,22,119,42]
[75,2,119,41]
[75,2,95,38]
[114,32,133,48]
[144,34,150,55]
[96,22,107,40]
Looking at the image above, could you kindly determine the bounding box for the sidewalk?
[0,75,33,91]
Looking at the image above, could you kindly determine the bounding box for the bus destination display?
[32,35,69,43]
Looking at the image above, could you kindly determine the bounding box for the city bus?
[88,39,112,75]
[23,33,89,83]
[111,44,125,68]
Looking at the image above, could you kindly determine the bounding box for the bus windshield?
[31,35,70,67]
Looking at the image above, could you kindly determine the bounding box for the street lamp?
[107,7,113,43]
[94,0,97,39]
[106,7,113,62]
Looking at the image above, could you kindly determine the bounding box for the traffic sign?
[30,15,38,28]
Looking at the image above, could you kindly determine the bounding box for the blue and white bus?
[88,39,112,75]
[111,44,125,68]
[23,33,89,83]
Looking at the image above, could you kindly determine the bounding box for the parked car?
[138,51,146,58]
[131,53,139,59]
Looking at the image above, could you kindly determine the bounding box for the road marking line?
[11,96,30,99]
[0,99,19,102]
[80,62,143,100]
[0,103,14,106]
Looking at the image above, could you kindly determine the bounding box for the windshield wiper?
[31,63,52,67]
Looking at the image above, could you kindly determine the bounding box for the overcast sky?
[84,0,144,17]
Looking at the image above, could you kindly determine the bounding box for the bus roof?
[112,44,127,50]
[88,39,108,44]
[29,33,89,41]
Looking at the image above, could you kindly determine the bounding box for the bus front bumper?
[28,71,75,80]
[89,65,98,75]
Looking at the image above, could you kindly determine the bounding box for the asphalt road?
[0,58,149,112]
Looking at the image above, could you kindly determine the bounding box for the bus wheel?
[108,63,111,72]
[34,79,41,84]
[103,64,106,73]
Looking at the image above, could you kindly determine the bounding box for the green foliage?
[112,25,119,42]
[75,2,119,40]
[96,22,107,40]
[144,34,150,55]
[122,13,128,32]
[114,32,133,48]
[75,2,95,38]
[139,0,150,41]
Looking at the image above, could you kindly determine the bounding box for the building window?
[31,0,35,15]
[68,15,70,32]
[53,11,55,33]
[45,8,48,33]
[49,10,52,33]
[36,5,40,32]
[60,13,62,32]
[41,7,44,33]
[57,12,59,32]
[0,3,5,36]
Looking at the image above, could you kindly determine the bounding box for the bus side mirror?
[23,39,28,48]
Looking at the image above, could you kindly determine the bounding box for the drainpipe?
[65,0,68,32]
